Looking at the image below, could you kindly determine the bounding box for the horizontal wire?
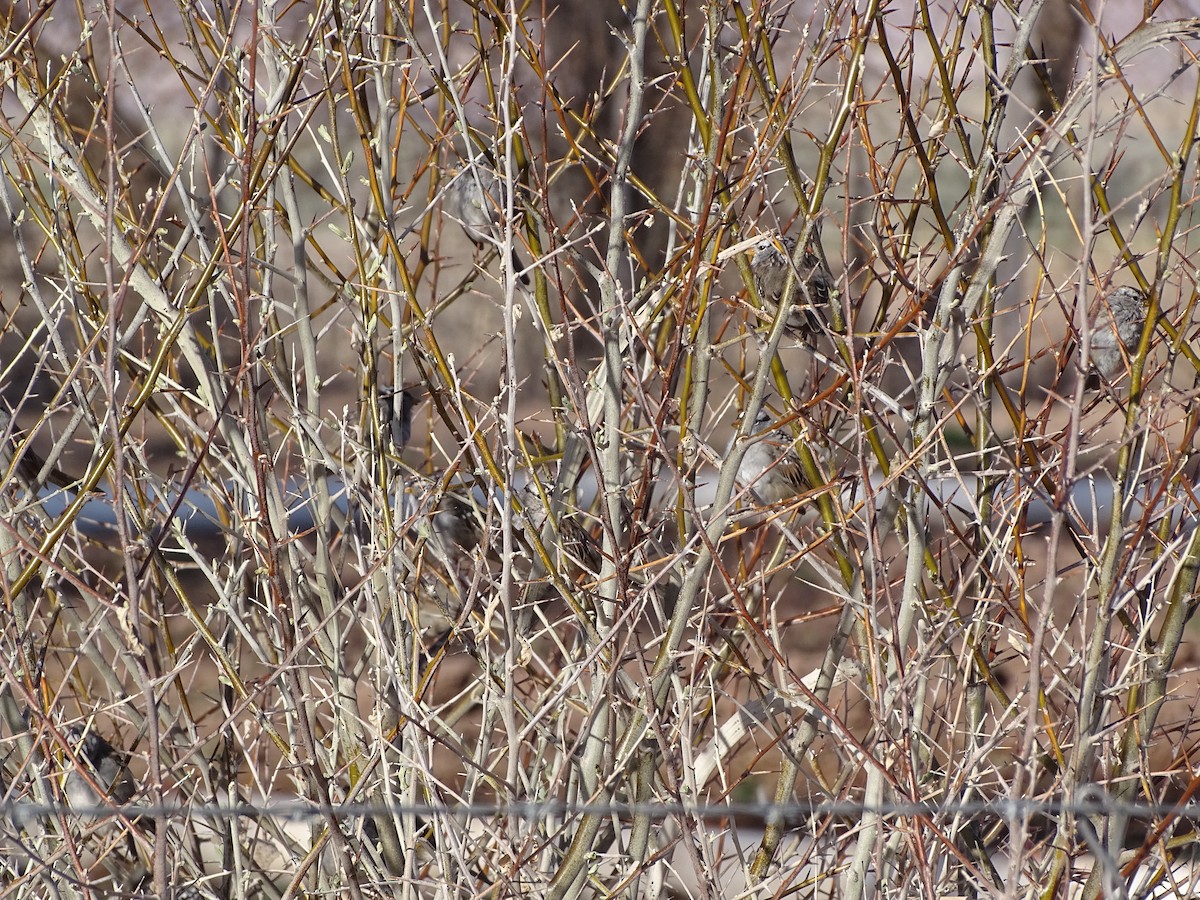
[4,793,1200,825]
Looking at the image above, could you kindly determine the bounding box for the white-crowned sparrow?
[443,166,530,285]
[735,408,809,505]
[62,725,135,813]
[1088,285,1150,381]
[749,227,835,334]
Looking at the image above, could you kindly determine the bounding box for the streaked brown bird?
[735,408,810,505]
[520,482,603,583]
[429,494,483,562]
[749,228,835,334]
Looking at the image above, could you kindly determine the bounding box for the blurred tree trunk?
[1029,0,1084,113]
[996,0,1084,386]
[542,0,689,315]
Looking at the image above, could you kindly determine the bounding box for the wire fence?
[7,795,1200,824]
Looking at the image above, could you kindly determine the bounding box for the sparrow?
[519,482,603,583]
[735,408,810,505]
[443,166,530,285]
[378,387,418,452]
[62,724,143,869]
[0,408,83,491]
[62,725,136,813]
[429,494,483,562]
[1088,285,1150,381]
[749,227,835,334]
[399,492,486,656]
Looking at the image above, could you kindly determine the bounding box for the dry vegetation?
[3,0,1200,897]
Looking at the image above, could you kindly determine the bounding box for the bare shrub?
[1,1,1199,898]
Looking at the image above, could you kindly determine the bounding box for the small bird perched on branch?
[429,494,483,562]
[1087,285,1150,382]
[378,386,419,453]
[736,408,811,505]
[749,225,835,335]
[443,165,530,285]
[0,407,84,491]
[62,725,136,813]
[419,492,486,628]
[62,723,142,867]
[520,481,603,584]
